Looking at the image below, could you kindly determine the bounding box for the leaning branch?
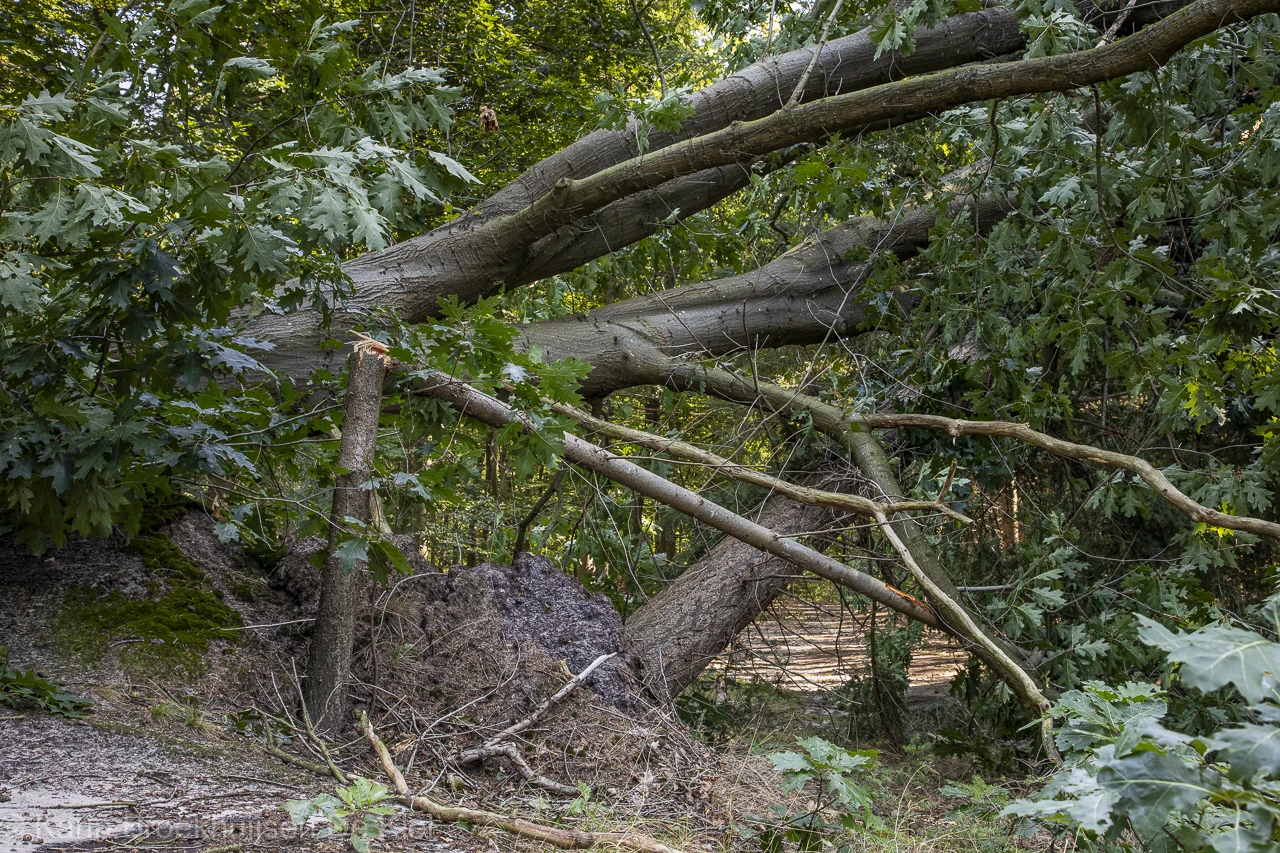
[552,397,1055,719]
[413,372,942,630]
[550,400,971,523]
[414,372,1052,710]
[851,412,1280,540]
[446,652,616,796]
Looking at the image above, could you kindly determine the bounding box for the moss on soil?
[55,508,242,677]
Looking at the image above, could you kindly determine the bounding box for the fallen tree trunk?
[517,197,1013,398]
[624,477,847,702]
[412,371,1056,711]
[244,10,1029,377]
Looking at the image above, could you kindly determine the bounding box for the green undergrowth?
[0,645,93,718]
[680,674,1039,852]
[54,503,242,676]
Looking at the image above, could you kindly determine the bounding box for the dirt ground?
[0,516,1031,853]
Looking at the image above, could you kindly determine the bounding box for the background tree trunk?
[304,347,389,735]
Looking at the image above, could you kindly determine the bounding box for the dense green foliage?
[1006,596,1280,850]
[2,4,1279,847]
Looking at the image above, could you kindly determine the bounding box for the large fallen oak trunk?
[235,0,1276,380]
[244,9,1029,377]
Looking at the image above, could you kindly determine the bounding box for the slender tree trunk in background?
[624,467,849,701]
[304,346,389,735]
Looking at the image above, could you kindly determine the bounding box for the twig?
[360,711,685,853]
[1097,0,1138,46]
[515,467,567,554]
[452,743,582,796]
[226,618,316,631]
[787,0,845,106]
[291,661,349,783]
[484,652,615,746]
[447,653,615,795]
[265,728,333,778]
[629,0,667,98]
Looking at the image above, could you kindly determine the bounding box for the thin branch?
[629,0,667,98]
[514,466,567,554]
[1097,0,1139,45]
[450,742,581,796]
[870,505,1061,764]
[788,0,846,106]
[551,400,970,523]
[412,372,943,631]
[850,412,1280,541]
[445,653,616,797]
[481,652,615,746]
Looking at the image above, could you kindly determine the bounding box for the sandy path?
[710,599,966,701]
[0,715,322,851]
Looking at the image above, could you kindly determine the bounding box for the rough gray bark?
[517,197,1013,399]
[243,10,1028,378]
[625,478,846,702]
[303,347,389,734]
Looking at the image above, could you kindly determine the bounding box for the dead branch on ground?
[360,711,687,853]
[445,653,617,796]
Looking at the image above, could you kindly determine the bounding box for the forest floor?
[713,596,965,698]
[1,526,1044,853]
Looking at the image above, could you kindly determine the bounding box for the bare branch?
[788,0,846,106]
[412,372,944,630]
[550,400,971,523]
[851,412,1280,540]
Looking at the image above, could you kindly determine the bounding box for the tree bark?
[234,0,1256,381]
[625,472,847,702]
[242,10,1028,378]
[303,346,389,735]
[517,197,1013,398]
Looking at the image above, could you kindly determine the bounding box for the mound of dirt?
[355,551,716,801]
[1,516,768,835]
[421,553,641,709]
